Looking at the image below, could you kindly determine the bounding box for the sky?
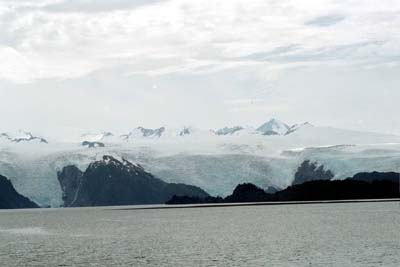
[0,0,399,137]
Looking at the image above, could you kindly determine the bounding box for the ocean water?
[0,202,399,266]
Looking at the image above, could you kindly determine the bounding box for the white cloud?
[0,0,399,82]
[0,0,399,135]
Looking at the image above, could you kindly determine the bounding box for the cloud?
[305,14,345,27]
[0,0,399,83]
[42,0,165,13]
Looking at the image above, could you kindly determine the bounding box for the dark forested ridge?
[166,172,400,204]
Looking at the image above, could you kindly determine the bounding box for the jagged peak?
[122,126,166,139]
[256,118,289,135]
[179,126,194,136]
[87,155,145,174]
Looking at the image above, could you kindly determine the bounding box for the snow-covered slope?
[1,121,400,207]
[81,132,114,142]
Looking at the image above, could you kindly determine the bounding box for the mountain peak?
[122,127,165,140]
[179,126,194,136]
[88,155,144,174]
[256,119,289,135]
[81,131,114,142]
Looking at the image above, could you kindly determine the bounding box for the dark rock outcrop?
[275,179,399,201]
[57,155,209,207]
[225,183,273,203]
[351,171,399,183]
[0,175,39,209]
[57,165,84,207]
[179,127,192,136]
[81,141,105,148]
[293,160,334,185]
[215,126,244,135]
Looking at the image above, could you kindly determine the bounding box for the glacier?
[1,122,400,207]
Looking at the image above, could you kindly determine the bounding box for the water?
[0,202,399,266]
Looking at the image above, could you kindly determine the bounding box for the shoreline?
[113,198,400,211]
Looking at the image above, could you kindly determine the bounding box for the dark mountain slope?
[58,155,209,207]
[0,175,39,209]
[293,160,334,185]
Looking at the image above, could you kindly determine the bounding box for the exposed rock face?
[57,155,209,207]
[0,175,39,209]
[138,127,165,137]
[285,122,313,135]
[179,127,192,136]
[121,127,166,139]
[81,141,105,148]
[215,126,244,135]
[57,165,83,207]
[293,160,334,185]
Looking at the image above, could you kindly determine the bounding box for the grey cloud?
[42,0,165,13]
[306,15,345,27]
[242,45,301,61]
[238,41,386,64]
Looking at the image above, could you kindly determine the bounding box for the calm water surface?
[0,202,399,266]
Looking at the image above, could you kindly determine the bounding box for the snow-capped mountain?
[122,126,166,140]
[0,131,48,144]
[256,119,290,135]
[57,155,208,207]
[121,126,215,140]
[81,132,113,142]
[179,127,193,136]
[1,119,400,207]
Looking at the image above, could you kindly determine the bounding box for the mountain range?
[1,118,400,207]
[0,119,310,144]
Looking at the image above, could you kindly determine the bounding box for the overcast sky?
[0,0,399,137]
